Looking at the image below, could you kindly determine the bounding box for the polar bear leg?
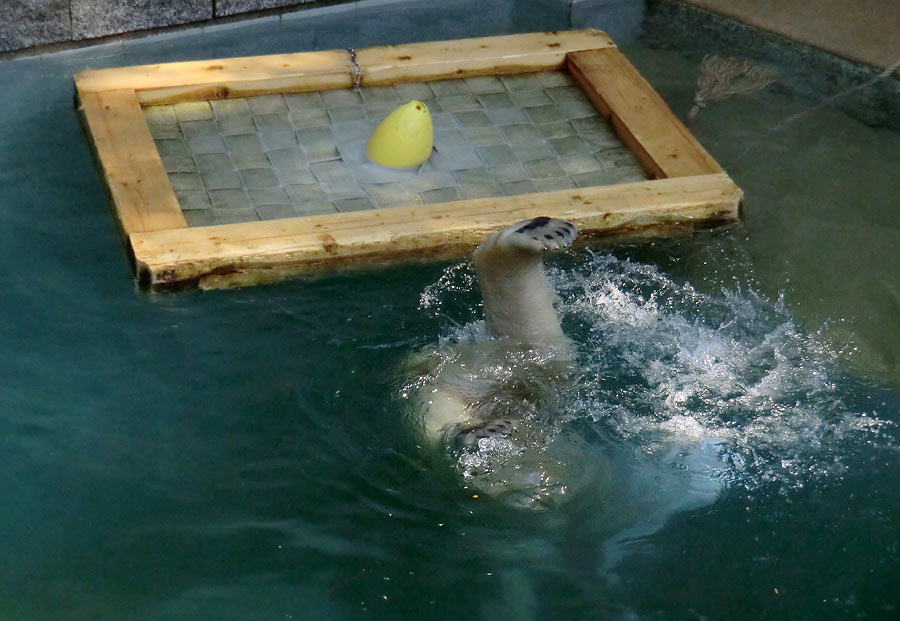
[417,217,578,446]
[473,217,578,344]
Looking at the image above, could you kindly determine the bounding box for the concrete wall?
[1,0,321,53]
[1,0,646,54]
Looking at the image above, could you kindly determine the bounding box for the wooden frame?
[76,30,741,290]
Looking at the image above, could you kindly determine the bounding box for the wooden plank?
[74,31,614,106]
[567,48,722,179]
[355,29,615,85]
[79,89,187,234]
[75,50,353,106]
[130,173,741,289]
[132,75,355,107]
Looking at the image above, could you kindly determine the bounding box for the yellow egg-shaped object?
[366,100,433,168]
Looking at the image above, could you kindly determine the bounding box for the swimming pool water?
[0,2,898,618]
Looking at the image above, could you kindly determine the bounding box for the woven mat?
[143,71,648,227]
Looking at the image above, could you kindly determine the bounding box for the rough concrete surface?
[71,0,212,40]
[216,0,318,18]
[0,0,71,52]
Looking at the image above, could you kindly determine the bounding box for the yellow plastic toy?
[366,100,434,168]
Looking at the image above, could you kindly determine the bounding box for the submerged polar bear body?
[420,217,577,442]
[411,217,606,507]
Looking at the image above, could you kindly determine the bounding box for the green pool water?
[1,2,898,619]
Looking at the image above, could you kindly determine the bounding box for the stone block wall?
[0,0,319,53]
[1,0,647,55]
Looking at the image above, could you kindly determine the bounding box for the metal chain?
[347,48,362,90]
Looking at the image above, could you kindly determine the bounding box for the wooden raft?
[76,30,742,290]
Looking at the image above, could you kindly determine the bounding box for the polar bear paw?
[494,217,578,254]
[452,418,516,450]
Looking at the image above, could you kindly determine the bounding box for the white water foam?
[407,252,894,522]
[553,251,894,491]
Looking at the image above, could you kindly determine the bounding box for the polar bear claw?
[479,217,577,255]
[452,418,516,450]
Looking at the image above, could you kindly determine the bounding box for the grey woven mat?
[143,71,648,227]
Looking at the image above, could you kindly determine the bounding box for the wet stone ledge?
[646,0,900,131]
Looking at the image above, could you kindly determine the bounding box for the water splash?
[401,249,897,580]
[413,251,894,502]
[418,261,479,325]
[553,251,894,492]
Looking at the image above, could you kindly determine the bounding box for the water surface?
[0,3,898,619]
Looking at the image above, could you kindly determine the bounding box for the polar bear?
[406,217,599,506]
[418,216,577,440]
